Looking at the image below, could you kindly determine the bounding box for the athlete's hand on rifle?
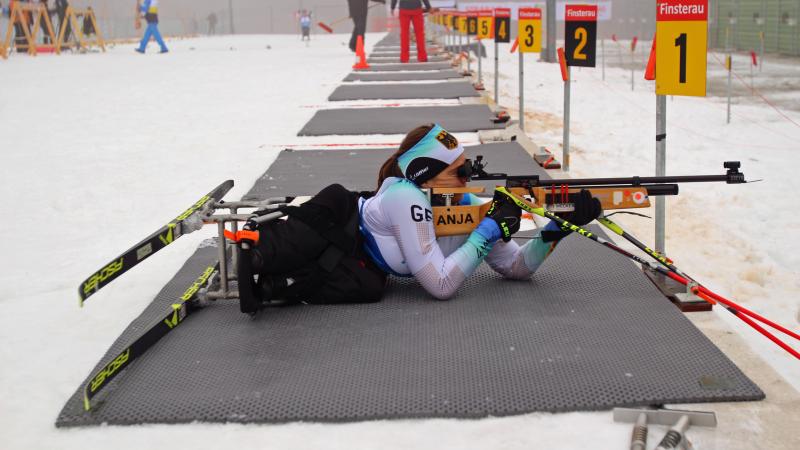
[484,188,522,242]
[542,189,602,243]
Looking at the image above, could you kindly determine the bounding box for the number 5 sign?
[477,10,493,40]
[518,8,542,53]
[656,0,708,96]
[565,5,597,67]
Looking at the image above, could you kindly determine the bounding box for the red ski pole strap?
[224,229,260,244]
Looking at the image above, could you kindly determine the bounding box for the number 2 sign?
[656,0,708,97]
[565,5,597,67]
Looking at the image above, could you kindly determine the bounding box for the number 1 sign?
[656,0,708,97]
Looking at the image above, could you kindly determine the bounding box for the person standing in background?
[347,0,384,53]
[82,5,95,37]
[135,0,167,54]
[299,10,311,42]
[206,11,216,35]
[55,0,71,44]
[391,0,430,63]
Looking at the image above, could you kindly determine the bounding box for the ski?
[82,262,219,411]
[78,180,234,305]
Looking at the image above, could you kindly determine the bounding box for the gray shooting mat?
[368,55,449,63]
[328,81,479,101]
[357,61,453,72]
[298,104,507,136]
[445,42,487,57]
[56,143,763,426]
[343,70,464,82]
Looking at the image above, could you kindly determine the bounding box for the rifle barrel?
[492,174,737,186]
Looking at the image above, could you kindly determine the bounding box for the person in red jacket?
[391,0,430,63]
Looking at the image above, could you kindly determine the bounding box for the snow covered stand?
[58,142,765,427]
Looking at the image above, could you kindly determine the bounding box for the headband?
[397,124,464,185]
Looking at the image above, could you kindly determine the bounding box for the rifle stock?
[431,186,659,237]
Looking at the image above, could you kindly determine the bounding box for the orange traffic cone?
[352,35,370,70]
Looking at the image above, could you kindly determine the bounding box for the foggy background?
[53,1,797,55]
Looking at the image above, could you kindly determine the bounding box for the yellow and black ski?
[82,263,218,411]
[78,180,233,305]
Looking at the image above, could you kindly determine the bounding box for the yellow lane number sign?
[656,0,708,97]
[518,8,542,53]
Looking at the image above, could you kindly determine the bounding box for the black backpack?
[236,184,387,314]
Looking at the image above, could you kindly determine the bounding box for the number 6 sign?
[656,0,708,97]
[565,5,597,67]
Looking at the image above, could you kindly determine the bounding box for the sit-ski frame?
[197,197,290,302]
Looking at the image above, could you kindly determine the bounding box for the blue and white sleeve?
[382,183,499,300]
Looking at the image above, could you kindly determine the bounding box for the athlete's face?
[421,154,468,189]
[422,154,468,204]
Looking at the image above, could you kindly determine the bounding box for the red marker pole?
[558,47,571,172]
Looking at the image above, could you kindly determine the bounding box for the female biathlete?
[358,124,602,299]
[239,124,601,310]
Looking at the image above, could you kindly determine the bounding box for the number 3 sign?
[565,5,597,67]
[518,8,542,53]
[656,0,708,97]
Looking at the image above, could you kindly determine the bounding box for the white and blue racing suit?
[359,177,557,300]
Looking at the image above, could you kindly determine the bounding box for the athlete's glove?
[483,188,522,242]
[542,189,602,243]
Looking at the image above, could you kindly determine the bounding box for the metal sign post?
[564,65,571,171]
[562,4,598,172]
[476,10,492,87]
[478,40,483,84]
[459,13,465,62]
[655,94,667,253]
[558,47,571,172]
[518,7,543,134]
[519,50,525,131]
[494,40,499,104]
[494,8,511,106]
[467,12,477,74]
[602,38,606,80]
[654,0,709,253]
[726,53,732,124]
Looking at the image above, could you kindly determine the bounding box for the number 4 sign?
[518,8,542,53]
[494,8,511,43]
[656,0,708,97]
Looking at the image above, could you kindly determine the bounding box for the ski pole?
[599,215,800,343]
[496,187,800,360]
[317,2,382,33]
[594,215,800,359]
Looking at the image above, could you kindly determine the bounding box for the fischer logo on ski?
[77,180,233,305]
[83,263,219,411]
[89,349,130,394]
[82,258,124,297]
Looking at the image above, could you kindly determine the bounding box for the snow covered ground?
[0,32,797,450]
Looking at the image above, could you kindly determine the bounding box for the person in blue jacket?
[136,0,168,54]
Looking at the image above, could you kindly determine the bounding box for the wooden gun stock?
[431,185,669,237]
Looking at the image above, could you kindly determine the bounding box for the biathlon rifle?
[430,157,748,237]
